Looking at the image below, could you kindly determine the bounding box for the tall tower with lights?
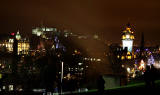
[122,23,134,52]
[16,30,21,40]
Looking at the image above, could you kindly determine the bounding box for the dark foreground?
[1,81,160,95]
[1,87,159,95]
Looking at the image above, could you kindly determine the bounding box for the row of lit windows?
[118,55,136,60]
[0,42,30,55]
[18,43,29,47]
[84,57,101,62]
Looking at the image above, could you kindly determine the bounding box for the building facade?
[0,31,30,55]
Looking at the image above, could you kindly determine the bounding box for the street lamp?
[61,61,63,94]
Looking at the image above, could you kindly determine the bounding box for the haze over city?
[0,0,160,95]
[1,0,160,45]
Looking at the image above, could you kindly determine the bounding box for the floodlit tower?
[122,23,134,52]
[16,30,21,40]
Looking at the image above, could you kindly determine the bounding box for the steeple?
[140,32,144,51]
[140,32,145,58]
[126,22,131,28]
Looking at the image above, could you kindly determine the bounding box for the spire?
[140,32,145,59]
[40,20,44,28]
[127,17,131,27]
[140,32,144,51]
[126,22,131,28]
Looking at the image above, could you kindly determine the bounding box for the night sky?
[0,0,160,45]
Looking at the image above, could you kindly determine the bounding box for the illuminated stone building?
[0,31,30,55]
[32,27,58,39]
[17,38,30,55]
[16,31,30,55]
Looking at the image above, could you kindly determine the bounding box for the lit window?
[127,52,131,55]
[121,56,125,60]
[9,85,14,91]
[122,35,126,39]
[127,56,132,59]
[130,35,134,39]
[97,59,101,62]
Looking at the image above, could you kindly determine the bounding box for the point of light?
[127,67,130,73]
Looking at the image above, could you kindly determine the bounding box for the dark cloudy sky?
[0,0,160,45]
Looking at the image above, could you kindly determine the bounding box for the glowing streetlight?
[139,60,145,71]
